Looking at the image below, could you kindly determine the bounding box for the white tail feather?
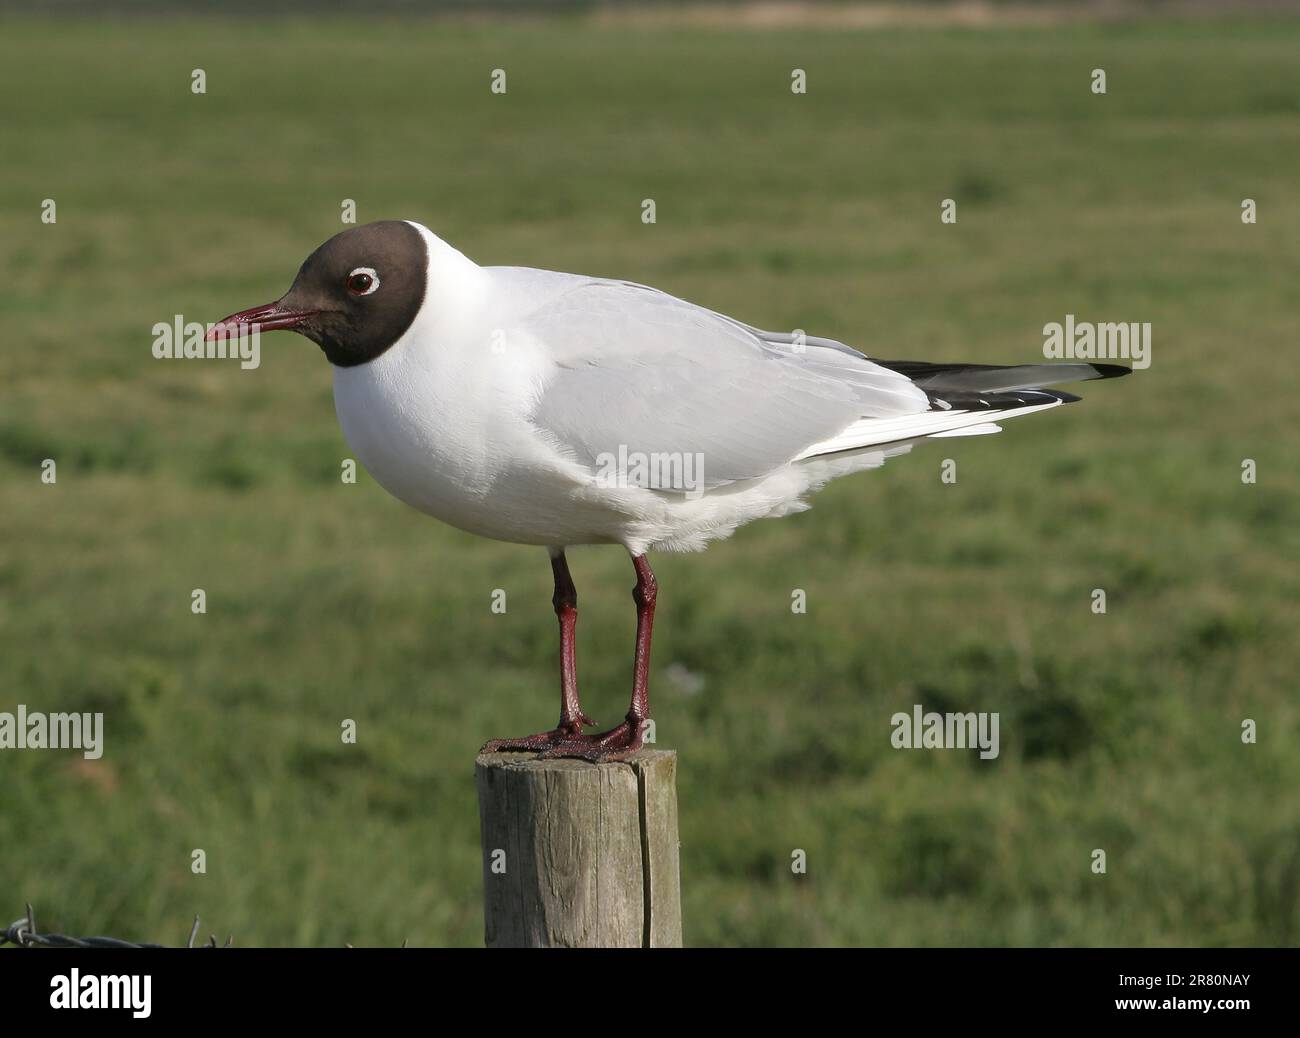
[795,400,1061,461]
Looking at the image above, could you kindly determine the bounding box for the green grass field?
[2,10,1299,947]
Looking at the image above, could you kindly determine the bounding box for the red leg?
[481,549,595,753]
[627,553,656,727]
[535,553,656,762]
[552,549,593,732]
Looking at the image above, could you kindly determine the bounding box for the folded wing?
[526,280,929,490]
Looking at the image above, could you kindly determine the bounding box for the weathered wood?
[475,749,682,948]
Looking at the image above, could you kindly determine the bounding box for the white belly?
[331,335,620,547]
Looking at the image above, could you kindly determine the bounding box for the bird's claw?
[480,712,598,754]
[533,719,645,763]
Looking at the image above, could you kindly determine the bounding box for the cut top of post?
[475,750,682,948]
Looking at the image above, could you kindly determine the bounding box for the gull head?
[207,220,429,367]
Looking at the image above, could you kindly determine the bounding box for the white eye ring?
[347,267,380,296]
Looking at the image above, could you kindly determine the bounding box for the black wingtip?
[925,387,1081,411]
[1088,363,1133,380]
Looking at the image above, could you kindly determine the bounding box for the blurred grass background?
[2,5,1299,946]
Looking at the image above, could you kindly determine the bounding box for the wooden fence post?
[475,749,682,948]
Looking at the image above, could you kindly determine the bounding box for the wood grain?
[476,750,681,947]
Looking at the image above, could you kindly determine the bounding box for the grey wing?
[525,281,928,490]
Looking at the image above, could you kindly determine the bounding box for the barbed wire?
[2,903,408,948]
[1,903,231,949]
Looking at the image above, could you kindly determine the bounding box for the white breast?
[331,227,612,546]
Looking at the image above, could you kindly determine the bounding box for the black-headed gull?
[209,220,1129,760]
